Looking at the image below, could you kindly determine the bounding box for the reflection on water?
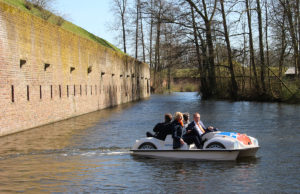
[0,92,299,193]
[0,102,137,157]
[131,156,260,193]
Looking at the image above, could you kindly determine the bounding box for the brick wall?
[0,2,150,136]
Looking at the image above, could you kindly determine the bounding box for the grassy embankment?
[150,68,199,93]
[170,68,199,92]
[1,0,123,54]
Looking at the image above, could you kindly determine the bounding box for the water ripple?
[0,92,299,193]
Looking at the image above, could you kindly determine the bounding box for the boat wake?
[0,147,131,160]
[66,147,131,157]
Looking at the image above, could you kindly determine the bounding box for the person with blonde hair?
[171,112,185,149]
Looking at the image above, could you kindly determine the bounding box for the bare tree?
[25,0,55,20]
[139,1,146,62]
[256,0,266,93]
[265,0,271,89]
[112,0,128,53]
[27,0,54,9]
[135,0,140,59]
[109,0,299,100]
[298,0,300,77]
[190,5,209,95]
[186,0,218,97]
[280,0,299,76]
[245,0,260,91]
[149,0,154,68]
[220,0,238,99]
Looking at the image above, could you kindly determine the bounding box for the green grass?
[170,66,288,79]
[173,68,199,78]
[1,0,124,54]
[2,0,28,11]
[171,82,199,92]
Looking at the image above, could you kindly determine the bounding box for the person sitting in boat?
[171,112,185,149]
[183,112,217,149]
[146,113,173,141]
[183,112,190,128]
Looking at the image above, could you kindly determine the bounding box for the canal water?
[0,92,299,193]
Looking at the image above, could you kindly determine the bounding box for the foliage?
[171,82,198,92]
[54,15,64,26]
[172,68,199,78]
[156,66,299,103]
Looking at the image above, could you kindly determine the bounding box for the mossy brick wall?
[0,2,150,136]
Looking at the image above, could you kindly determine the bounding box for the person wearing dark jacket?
[146,113,173,141]
[183,112,217,149]
[171,112,185,149]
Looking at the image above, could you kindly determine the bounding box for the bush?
[24,0,54,20]
[24,1,32,10]
[40,9,52,20]
[54,16,65,26]
[27,0,50,10]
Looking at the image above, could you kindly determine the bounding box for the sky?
[55,0,117,45]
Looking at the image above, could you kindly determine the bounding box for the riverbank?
[151,69,300,104]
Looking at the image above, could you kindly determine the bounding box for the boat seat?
[164,135,189,150]
[188,144,197,150]
[165,135,173,143]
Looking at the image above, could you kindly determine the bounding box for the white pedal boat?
[131,131,259,161]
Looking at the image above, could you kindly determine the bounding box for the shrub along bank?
[152,68,300,103]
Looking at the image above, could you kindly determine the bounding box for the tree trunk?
[191,6,202,74]
[121,0,127,54]
[199,31,210,98]
[256,0,266,93]
[190,6,209,98]
[139,7,146,63]
[149,0,153,68]
[135,0,140,59]
[186,0,218,97]
[297,0,300,77]
[279,9,286,79]
[203,0,217,96]
[220,0,238,99]
[246,0,260,91]
[154,20,161,72]
[153,1,162,91]
[242,22,247,93]
[284,0,299,78]
[167,60,171,90]
[205,21,217,96]
[265,0,271,91]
